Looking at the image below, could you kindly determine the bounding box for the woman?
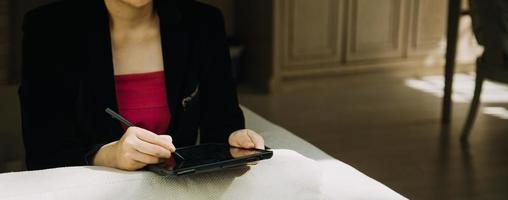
[19,0,265,171]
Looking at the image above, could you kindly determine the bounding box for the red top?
[114,71,171,135]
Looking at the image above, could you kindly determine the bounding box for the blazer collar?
[85,0,188,132]
[157,0,189,122]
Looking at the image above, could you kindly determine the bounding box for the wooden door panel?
[279,0,344,69]
[346,0,406,61]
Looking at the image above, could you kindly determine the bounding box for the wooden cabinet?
[408,0,448,55]
[346,0,407,61]
[279,0,344,68]
[236,0,449,92]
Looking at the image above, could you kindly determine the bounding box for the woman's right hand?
[93,127,176,171]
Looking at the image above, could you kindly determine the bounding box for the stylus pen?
[105,108,185,160]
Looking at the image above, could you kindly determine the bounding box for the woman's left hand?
[229,129,265,150]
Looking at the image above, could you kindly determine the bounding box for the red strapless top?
[114,71,171,135]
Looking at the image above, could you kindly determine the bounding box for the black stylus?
[105,108,185,160]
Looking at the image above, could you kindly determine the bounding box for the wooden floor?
[238,73,508,200]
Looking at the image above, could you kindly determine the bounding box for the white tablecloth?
[0,149,406,200]
[0,107,407,199]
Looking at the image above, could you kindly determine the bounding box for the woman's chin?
[122,0,152,8]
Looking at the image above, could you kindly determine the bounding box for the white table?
[0,107,407,200]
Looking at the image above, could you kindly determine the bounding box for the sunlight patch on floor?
[405,73,508,103]
[483,107,508,120]
[405,73,508,120]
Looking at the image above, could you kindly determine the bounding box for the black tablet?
[146,143,273,176]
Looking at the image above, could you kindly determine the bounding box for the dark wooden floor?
[238,73,508,200]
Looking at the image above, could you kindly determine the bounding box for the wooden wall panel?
[408,0,447,55]
[346,0,406,61]
[279,0,344,69]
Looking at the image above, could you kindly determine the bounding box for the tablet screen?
[157,143,269,171]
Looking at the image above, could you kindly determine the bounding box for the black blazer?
[19,0,245,170]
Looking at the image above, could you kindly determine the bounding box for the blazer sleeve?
[199,8,245,143]
[19,11,98,170]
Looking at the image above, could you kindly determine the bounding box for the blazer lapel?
[85,0,123,137]
[157,1,188,132]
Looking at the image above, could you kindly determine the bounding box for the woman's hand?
[93,127,176,171]
[228,129,265,150]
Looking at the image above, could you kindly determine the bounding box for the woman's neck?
[104,0,157,32]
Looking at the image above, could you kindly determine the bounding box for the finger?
[160,135,173,143]
[231,148,259,165]
[131,150,162,164]
[158,135,176,152]
[229,130,242,147]
[133,139,171,158]
[230,148,252,158]
[135,128,176,152]
[232,130,255,148]
[246,130,265,149]
[122,159,146,171]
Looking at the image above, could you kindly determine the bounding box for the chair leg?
[442,69,455,124]
[460,75,484,142]
[442,0,461,125]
